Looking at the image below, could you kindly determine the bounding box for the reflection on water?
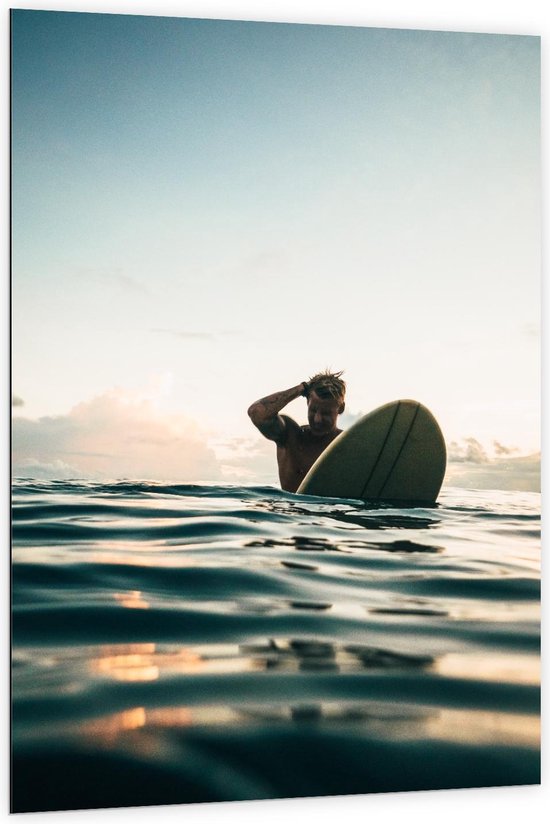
[252,496,442,531]
[11,482,540,812]
[13,637,539,749]
[43,698,538,757]
[85,638,438,681]
[113,590,150,610]
[246,535,443,554]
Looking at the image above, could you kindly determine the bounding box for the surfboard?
[296,399,446,504]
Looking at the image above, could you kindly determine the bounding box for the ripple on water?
[10,481,541,812]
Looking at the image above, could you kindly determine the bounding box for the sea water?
[11,480,541,812]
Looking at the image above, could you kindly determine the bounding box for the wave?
[11,481,541,811]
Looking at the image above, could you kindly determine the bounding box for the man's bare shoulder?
[277,415,304,444]
[253,414,299,446]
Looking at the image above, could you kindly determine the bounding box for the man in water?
[247,370,346,493]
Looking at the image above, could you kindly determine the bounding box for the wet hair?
[306,369,346,401]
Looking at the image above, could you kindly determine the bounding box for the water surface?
[11,481,541,812]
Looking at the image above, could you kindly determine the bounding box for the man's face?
[307,390,344,438]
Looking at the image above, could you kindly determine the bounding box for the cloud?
[15,458,82,480]
[109,271,150,294]
[493,440,519,457]
[446,438,540,492]
[71,263,151,295]
[11,394,541,494]
[339,409,365,429]
[12,395,24,408]
[12,390,222,482]
[208,436,278,485]
[447,437,489,464]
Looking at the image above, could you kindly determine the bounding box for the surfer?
[247,370,346,493]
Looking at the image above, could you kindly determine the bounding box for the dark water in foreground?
[11,481,541,812]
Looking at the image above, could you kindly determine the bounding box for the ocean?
[11,480,541,813]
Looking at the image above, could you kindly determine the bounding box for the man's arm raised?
[247,382,308,444]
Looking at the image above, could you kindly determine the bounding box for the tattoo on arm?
[257,415,287,444]
[247,384,305,443]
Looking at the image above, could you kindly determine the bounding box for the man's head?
[305,370,346,438]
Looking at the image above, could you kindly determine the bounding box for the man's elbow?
[247,403,261,424]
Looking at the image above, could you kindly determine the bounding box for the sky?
[11,8,541,490]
